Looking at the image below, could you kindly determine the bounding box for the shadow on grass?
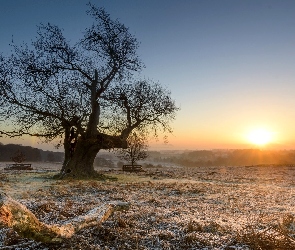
[52,171,118,182]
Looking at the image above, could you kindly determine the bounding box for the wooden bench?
[4,164,33,170]
[122,165,143,172]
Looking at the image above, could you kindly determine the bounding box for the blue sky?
[1,0,295,150]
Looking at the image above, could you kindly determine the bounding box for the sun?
[247,128,273,146]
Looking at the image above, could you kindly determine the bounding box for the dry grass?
[235,213,295,250]
[0,173,8,187]
[1,164,295,249]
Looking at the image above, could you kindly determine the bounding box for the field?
[1,162,295,249]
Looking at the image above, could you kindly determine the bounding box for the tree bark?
[61,134,128,179]
[61,126,71,174]
[64,138,100,178]
[0,193,130,243]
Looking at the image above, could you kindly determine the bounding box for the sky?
[1,0,295,151]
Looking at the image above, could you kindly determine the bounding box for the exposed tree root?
[0,192,129,243]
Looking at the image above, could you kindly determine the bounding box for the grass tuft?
[236,213,295,249]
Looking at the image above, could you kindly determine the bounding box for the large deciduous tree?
[0,4,178,178]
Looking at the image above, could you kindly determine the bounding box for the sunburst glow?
[247,128,273,146]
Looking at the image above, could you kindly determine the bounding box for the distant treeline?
[151,149,295,167]
[0,143,64,162]
[2,144,295,167]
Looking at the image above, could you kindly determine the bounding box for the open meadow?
[1,162,295,249]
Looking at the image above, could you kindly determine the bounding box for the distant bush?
[143,163,163,168]
[117,161,124,168]
[47,152,56,162]
[94,157,114,168]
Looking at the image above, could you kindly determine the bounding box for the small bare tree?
[11,150,26,163]
[117,132,148,166]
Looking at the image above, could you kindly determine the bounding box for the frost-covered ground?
[1,163,295,249]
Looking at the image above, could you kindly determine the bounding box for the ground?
[1,162,295,249]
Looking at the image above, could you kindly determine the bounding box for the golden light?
[247,128,273,146]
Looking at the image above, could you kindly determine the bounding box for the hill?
[0,143,64,162]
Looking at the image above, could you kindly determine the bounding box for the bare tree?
[0,4,178,178]
[11,150,26,163]
[117,132,148,166]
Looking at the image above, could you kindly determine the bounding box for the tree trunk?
[60,134,128,179]
[62,138,100,178]
[61,127,71,174]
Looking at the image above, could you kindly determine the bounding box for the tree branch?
[0,192,130,243]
